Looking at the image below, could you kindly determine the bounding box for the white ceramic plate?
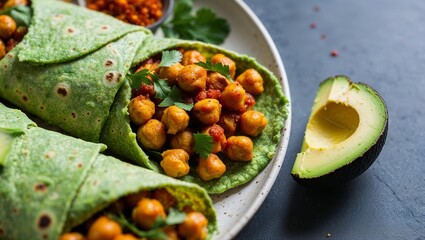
[188,1,292,239]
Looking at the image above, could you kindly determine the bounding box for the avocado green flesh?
[292,76,387,179]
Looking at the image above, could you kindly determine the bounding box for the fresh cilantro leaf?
[161,0,230,45]
[154,79,172,99]
[166,208,187,225]
[158,85,181,107]
[196,61,233,81]
[0,5,32,27]
[193,133,214,159]
[127,69,153,90]
[145,149,163,162]
[175,102,194,111]
[159,50,183,67]
[158,86,193,110]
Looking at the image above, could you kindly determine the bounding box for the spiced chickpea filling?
[60,188,209,240]
[128,49,268,181]
[0,0,30,60]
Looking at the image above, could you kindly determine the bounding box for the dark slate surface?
[237,0,425,239]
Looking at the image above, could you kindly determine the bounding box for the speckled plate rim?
[194,0,292,239]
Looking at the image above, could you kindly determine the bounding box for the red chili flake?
[309,22,317,29]
[330,50,339,57]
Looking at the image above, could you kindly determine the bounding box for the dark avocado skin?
[292,81,389,189]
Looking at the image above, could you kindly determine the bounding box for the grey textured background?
[236,0,425,239]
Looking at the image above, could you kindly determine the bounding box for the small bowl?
[147,0,174,33]
[76,0,174,33]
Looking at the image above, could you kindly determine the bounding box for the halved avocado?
[292,76,388,188]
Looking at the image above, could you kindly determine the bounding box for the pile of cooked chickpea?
[0,0,29,60]
[128,49,268,181]
[60,188,209,240]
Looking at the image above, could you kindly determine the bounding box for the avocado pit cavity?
[306,102,359,149]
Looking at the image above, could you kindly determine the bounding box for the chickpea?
[0,15,17,40]
[13,26,28,42]
[193,99,222,125]
[59,233,85,240]
[177,64,207,93]
[197,154,226,181]
[128,96,155,125]
[151,188,177,211]
[124,191,151,209]
[158,62,184,85]
[3,0,28,10]
[178,212,209,240]
[211,53,236,79]
[220,82,246,112]
[225,136,254,161]
[160,149,190,178]
[87,216,122,240]
[137,119,167,150]
[207,72,231,91]
[239,110,268,137]
[181,50,206,65]
[236,69,264,95]
[170,130,195,155]
[161,105,190,134]
[132,198,166,230]
[113,234,138,240]
[201,124,227,153]
[0,39,5,59]
[218,112,240,137]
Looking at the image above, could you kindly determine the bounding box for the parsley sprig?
[127,51,194,110]
[196,61,233,81]
[108,208,186,240]
[193,133,214,159]
[161,0,230,45]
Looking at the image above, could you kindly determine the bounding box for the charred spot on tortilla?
[104,59,115,67]
[53,14,64,21]
[71,112,77,119]
[37,213,53,230]
[0,227,4,235]
[44,151,56,159]
[34,183,48,192]
[22,95,28,102]
[55,83,70,98]
[100,25,110,31]
[77,162,83,168]
[65,26,77,35]
[104,71,121,84]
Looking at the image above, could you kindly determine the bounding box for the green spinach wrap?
[0,0,289,194]
[0,103,217,240]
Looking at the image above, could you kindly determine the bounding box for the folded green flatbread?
[0,0,289,194]
[0,103,217,240]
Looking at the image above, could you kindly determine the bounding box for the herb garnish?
[0,5,32,27]
[127,51,193,110]
[161,0,230,45]
[158,86,193,111]
[196,61,233,81]
[108,208,186,240]
[193,133,214,159]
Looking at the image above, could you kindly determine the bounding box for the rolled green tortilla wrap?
[0,103,217,240]
[0,0,289,193]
